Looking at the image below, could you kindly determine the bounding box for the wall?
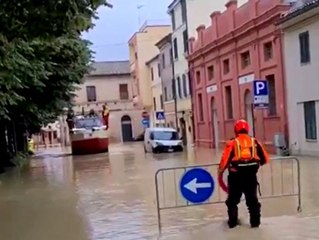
[73,73,143,142]
[283,12,319,155]
[129,25,172,109]
[188,0,290,150]
[147,56,164,126]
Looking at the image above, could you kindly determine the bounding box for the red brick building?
[188,0,290,151]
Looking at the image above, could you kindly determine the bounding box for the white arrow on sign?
[184,178,212,194]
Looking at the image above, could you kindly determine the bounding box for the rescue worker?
[102,104,109,129]
[218,119,270,228]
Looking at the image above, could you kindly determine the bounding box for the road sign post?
[180,168,215,204]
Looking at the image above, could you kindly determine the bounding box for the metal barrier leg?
[295,157,302,212]
[155,171,162,232]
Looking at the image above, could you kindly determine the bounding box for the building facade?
[156,33,177,128]
[146,54,165,127]
[188,0,290,151]
[128,23,171,112]
[168,0,227,146]
[279,0,319,155]
[73,61,144,143]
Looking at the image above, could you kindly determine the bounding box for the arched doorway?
[211,97,219,148]
[244,90,254,136]
[121,115,133,142]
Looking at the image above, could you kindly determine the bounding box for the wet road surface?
[0,143,319,239]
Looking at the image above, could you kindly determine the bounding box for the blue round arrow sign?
[180,168,215,204]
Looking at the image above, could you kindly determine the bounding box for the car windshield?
[152,131,179,140]
[74,117,103,129]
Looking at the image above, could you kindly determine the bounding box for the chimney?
[196,24,206,47]
[225,0,238,10]
[189,37,196,53]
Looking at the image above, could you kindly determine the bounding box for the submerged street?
[0,143,319,240]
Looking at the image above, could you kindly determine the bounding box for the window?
[171,10,176,30]
[182,74,188,97]
[266,75,277,116]
[183,30,188,53]
[86,86,96,102]
[225,86,233,119]
[241,51,251,69]
[299,31,310,64]
[304,101,317,140]
[173,38,178,59]
[170,48,173,63]
[207,65,214,80]
[188,72,193,97]
[119,84,129,100]
[198,93,204,121]
[181,0,187,23]
[172,79,176,98]
[264,42,273,61]
[151,67,154,80]
[223,59,230,74]
[162,54,165,69]
[160,94,164,109]
[196,70,201,84]
[135,52,138,60]
[157,63,161,77]
[153,97,157,111]
[164,87,168,101]
[177,76,182,99]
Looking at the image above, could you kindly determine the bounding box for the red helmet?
[234,119,249,134]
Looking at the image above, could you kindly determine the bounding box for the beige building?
[145,54,165,127]
[72,61,144,143]
[279,0,319,156]
[128,23,171,112]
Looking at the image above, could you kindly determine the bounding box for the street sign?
[253,80,269,108]
[180,168,215,204]
[155,111,165,120]
[141,118,150,128]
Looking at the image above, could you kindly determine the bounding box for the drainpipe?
[172,52,179,129]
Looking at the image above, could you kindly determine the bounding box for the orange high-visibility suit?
[102,106,109,129]
[218,120,270,228]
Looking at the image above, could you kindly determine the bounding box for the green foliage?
[0,0,108,132]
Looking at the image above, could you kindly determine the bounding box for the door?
[121,115,133,142]
[244,90,254,136]
[211,97,219,148]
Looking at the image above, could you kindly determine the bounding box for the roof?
[88,61,130,76]
[145,54,159,66]
[155,33,172,49]
[278,0,319,24]
[147,127,177,132]
[168,0,180,13]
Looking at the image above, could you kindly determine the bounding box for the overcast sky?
[82,0,248,62]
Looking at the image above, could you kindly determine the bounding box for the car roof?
[148,127,177,132]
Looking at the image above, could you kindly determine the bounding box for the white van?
[144,127,183,153]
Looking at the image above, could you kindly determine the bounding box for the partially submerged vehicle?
[69,115,109,155]
[144,127,183,153]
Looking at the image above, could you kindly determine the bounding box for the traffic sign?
[141,118,150,128]
[253,80,269,108]
[180,168,215,204]
[155,111,165,120]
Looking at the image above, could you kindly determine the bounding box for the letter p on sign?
[253,80,268,96]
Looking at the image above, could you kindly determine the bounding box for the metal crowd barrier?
[154,156,302,231]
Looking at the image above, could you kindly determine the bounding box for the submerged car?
[144,127,183,153]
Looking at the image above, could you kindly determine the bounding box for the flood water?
[0,143,319,240]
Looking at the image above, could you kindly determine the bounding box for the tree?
[0,0,111,169]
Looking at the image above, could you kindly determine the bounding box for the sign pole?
[251,103,256,137]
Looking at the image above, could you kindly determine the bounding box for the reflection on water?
[0,143,319,240]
